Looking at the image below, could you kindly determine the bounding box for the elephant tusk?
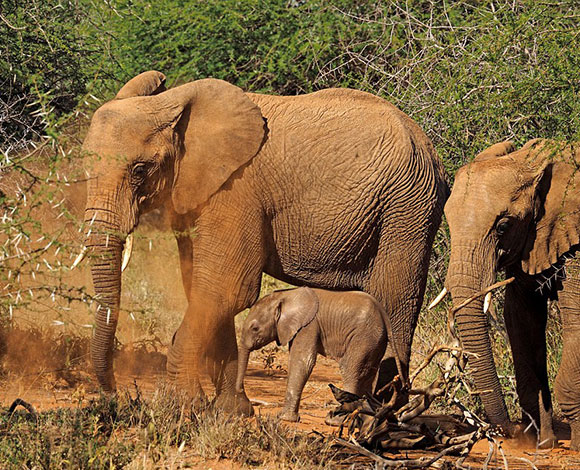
[428,287,448,310]
[121,233,134,272]
[483,292,492,314]
[71,246,88,270]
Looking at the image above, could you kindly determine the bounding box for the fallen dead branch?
[7,398,38,417]
[327,282,519,468]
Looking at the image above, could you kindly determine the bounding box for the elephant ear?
[473,141,515,162]
[115,71,166,99]
[165,78,267,214]
[521,141,580,274]
[276,288,319,347]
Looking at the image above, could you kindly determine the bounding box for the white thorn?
[71,246,88,269]
[121,233,133,272]
[106,308,111,325]
[52,320,64,326]
[428,287,448,310]
[483,292,492,314]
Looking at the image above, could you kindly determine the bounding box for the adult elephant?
[442,138,580,448]
[79,70,448,414]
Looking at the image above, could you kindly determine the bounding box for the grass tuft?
[0,383,339,469]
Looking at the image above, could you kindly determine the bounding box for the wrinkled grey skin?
[236,287,398,422]
[445,139,580,449]
[81,70,448,415]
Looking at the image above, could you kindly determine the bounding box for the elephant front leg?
[206,313,255,416]
[504,274,556,448]
[555,264,580,450]
[279,330,318,422]
[171,211,194,303]
[168,202,265,414]
[169,295,255,415]
[555,332,580,451]
[167,319,206,403]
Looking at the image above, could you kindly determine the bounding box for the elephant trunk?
[446,243,510,428]
[236,345,251,394]
[84,203,126,392]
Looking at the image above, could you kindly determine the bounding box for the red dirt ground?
[2,349,580,469]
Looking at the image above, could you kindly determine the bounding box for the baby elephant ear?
[276,287,319,347]
[115,71,166,99]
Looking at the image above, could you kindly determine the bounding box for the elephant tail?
[376,301,407,389]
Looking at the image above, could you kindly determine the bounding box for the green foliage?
[0,396,135,469]
[3,0,578,167]
[92,0,580,173]
[0,0,103,152]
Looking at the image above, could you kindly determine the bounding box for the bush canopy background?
[2,0,578,167]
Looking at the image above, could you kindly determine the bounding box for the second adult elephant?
[80,71,449,414]
[442,139,580,448]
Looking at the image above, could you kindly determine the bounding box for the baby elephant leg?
[339,343,383,397]
[279,330,318,422]
[325,347,381,427]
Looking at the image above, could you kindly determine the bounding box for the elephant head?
[444,138,580,428]
[81,71,267,391]
[236,287,319,394]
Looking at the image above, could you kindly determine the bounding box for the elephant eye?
[132,162,148,179]
[496,219,510,236]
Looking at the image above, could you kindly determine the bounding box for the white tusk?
[71,246,88,269]
[121,233,133,272]
[428,287,448,310]
[483,292,492,314]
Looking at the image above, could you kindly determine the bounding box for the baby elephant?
[236,287,399,422]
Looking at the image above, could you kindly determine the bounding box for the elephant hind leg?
[366,237,431,399]
[339,342,384,398]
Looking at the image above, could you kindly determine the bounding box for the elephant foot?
[165,359,208,405]
[513,422,558,449]
[325,412,346,427]
[213,391,254,417]
[278,409,300,422]
[189,390,210,410]
[570,421,580,451]
[537,431,558,449]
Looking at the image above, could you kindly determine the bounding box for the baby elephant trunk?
[236,346,251,394]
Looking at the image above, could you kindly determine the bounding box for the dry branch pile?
[328,284,515,468]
